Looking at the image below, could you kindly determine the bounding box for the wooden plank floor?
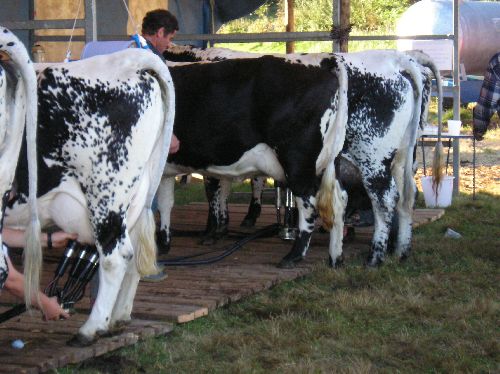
[0,204,444,373]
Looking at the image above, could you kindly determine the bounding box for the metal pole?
[84,0,97,42]
[332,0,340,52]
[28,0,35,58]
[452,0,461,195]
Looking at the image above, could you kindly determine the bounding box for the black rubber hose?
[159,224,279,266]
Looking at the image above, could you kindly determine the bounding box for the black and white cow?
[163,46,444,267]
[157,54,349,268]
[5,48,175,346]
[0,28,40,300]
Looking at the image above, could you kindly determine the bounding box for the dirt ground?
[416,128,500,196]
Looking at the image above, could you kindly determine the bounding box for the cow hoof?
[156,231,171,255]
[113,319,132,330]
[96,329,113,338]
[399,251,411,262]
[240,218,256,228]
[67,333,96,347]
[328,254,344,268]
[365,253,384,268]
[108,322,129,335]
[277,255,303,269]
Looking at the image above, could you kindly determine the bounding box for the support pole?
[286,0,295,54]
[84,0,97,42]
[332,0,340,52]
[452,0,461,195]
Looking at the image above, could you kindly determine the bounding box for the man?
[136,9,181,282]
[142,9,180,153]
[473,52,500,141]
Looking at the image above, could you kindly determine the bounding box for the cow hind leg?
[201,177,227,245]
[110,254,140,329]
[241,177,265,228]
[68,220,132,346]
[278,195,317,269]
[363,174,398,267]
[156,176,175,254]
[392,153,416,260]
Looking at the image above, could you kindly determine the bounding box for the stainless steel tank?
[397,0,500,75]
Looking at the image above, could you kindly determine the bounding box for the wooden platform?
[0,204,444,373]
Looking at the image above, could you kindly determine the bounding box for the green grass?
[63,191,500,373]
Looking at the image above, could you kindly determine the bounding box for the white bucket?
[421,175,454,208]
[447,120,462,135]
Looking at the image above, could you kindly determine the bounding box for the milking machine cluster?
[274,182,298,241]
[44,241,99,311]
[0,240,99,323]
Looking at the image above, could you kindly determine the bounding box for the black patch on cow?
[319,57,339,72]
[344,65,408,141]
[163,50,203,62]
[167,55,340,192]
[96,211,126,256]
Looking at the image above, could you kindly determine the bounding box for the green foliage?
[218,0,415,53]
[349,0,413,32]
[221,0,414,34]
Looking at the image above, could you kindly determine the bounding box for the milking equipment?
[274,182,298,240]
[44,241,99,310]
[0,240,99,323]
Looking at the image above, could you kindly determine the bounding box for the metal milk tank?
[397,0,500,75]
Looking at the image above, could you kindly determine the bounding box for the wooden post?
[332,0,350,52]
[285,0,294,54]
[340,0,350,52]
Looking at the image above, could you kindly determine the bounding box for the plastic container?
[421,175,454,208]
[447,120,462,135]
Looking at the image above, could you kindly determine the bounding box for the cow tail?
[317,59,348,229]
[134,51,176,276]
[134,209,158,276]
[399,56,425,213]
[406,50,444,192]
[0,28,42,309]
[317,160,335,229]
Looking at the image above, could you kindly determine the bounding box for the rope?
[64,0,83,62]
[330,23,352,43]
[121,0,139,35]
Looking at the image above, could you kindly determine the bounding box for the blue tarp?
[169,0,269,47]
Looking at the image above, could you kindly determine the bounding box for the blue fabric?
[169,0,269,47]
[81,40,134,59]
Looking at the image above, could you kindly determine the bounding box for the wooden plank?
[0,203,444,373]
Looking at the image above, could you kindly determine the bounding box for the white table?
[419,133,476,198]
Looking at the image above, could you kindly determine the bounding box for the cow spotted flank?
[163,46,443,267]
[157,55,349,268]
[6,48,175,346]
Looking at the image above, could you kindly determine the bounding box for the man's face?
[154,27,176,52]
